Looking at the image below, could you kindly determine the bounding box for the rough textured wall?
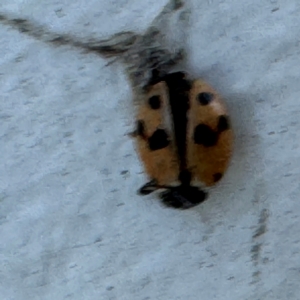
[1,0,300,299]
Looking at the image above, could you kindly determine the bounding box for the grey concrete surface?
[1,0,300,299]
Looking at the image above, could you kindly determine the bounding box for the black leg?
[137,180,158,195]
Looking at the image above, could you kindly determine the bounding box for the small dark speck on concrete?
[101,168,110,176]
[121,170,129,175]
[173,0,184,10]
[250,271,262,284]
[15,56,23,62]
[253,224,267,238]
[252,270,261,278]
[256,98,264,103]
[271,7,279,12]
[251,243,261,262]
[253,208,269,238]
[94,237,102,243]
[69,264,77,269]
[202,235,209,241]
[262,257,270,264]
[0,193,8,202]
[279,129,288,133]
[0,114,12,120]
[117,203,125,207]
[106,286,114,291]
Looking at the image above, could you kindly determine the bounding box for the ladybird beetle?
[132,71,233,209]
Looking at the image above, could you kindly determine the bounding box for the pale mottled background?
[1,0,300,299]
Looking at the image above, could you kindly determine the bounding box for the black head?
[159,185,207,209]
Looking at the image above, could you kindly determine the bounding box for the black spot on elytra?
[217,115,230,132]
[160,186,207,209]
[197,92,213,105]
[148,95,161,109]
[213,173,223,182]
[148,129,170,151]
[136,120,146,138]
[194,124,218,147]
